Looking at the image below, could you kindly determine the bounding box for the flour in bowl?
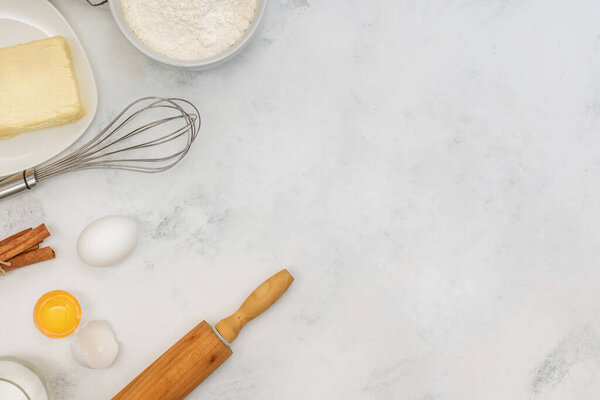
[121,0,257,60]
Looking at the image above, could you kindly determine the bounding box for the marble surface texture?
[2,0,600,399]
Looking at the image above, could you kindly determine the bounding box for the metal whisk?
[0,97,200,200]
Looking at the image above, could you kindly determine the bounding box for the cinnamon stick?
[0,228,31,247]
[0,224,50,262]
[23,244,40,253]
[2,247,55,272]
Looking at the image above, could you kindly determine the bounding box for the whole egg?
[77,215,138,267]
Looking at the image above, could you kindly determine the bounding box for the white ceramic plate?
[0,0,97,177]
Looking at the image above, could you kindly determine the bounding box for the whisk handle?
[0,169,37,200]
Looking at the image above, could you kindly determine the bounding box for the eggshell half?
[72,320,119,369]
[77,215,138,267]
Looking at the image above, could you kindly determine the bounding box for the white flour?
[121,0,257,60]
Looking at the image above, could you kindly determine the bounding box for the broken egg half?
[72,321,119,369]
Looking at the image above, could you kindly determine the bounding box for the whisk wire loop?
[35,97,200,181]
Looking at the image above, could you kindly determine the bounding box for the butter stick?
[0,36,86,138]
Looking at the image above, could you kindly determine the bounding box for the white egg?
[72,321,119,369]
[77,215,138,267]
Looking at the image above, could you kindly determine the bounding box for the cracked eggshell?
[72,321,119,369]
[77,215,138,267]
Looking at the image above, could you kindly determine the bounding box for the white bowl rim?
[109,0,267,69]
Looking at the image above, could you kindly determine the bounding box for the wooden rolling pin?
[112,269,294,400]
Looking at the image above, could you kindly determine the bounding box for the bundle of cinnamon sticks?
[0,224,55,274]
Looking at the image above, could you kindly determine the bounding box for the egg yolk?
[34,290,81,338]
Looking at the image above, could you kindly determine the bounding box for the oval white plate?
[0,0,97,177]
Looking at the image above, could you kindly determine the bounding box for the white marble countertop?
[2,0,600,399]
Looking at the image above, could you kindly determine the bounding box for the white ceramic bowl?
[109,0,267,70]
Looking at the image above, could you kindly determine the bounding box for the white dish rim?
[0,0,98,177]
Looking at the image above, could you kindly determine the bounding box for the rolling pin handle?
[0,169,38,200]
[215,269,294,343]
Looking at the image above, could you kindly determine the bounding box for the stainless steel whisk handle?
[0,169,38,199]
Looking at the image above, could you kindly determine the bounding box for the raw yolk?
[34,290,81,338]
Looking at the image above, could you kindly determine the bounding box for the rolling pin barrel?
[0,169,37,199]
[112,269,294,400]
[112,321,232,400]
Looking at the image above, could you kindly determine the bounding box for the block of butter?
[0,36,86,138]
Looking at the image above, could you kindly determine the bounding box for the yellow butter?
[0,36,86,138]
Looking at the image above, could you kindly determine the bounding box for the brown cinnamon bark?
[3,247,55,272]
[0,224,50,262]
[23,244,40,253]
[0,228,31,247]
